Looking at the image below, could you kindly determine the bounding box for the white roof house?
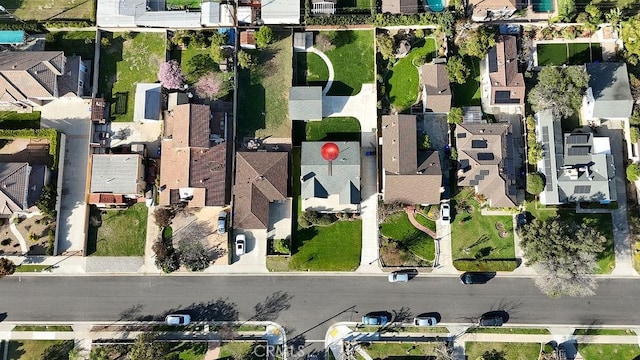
[201,2,235,26]
[134,83,162,122]
[261,0,301,24]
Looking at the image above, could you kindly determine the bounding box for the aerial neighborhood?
[3,0,640,358]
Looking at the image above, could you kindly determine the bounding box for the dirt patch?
[16,216,54,255]
[170,207,229,267]
[0,221,21,255]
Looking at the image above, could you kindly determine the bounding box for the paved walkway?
[300,47,335,96]
[9,219,28,254]
[405,207,437,238]
[203,340,221,360]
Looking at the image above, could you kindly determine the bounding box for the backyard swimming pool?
[424,0,445,12]
[532,0,553,12]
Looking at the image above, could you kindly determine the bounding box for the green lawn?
[295,51,330,87]
[415,211,437,232]
[467,327,551,334]
[465,342,542,360]
[381,212,435,261]
[87,203,148,256]
[13,325,73,331]
[14,265,51,273]
[451,56,481,106]
[168,342,207,360]
[321,30,375,96]
[5,0,93,20]
[238,31,292,138]
[337,0,373,9]
[290,220,362,271]
[579,344,640,360]
[305,117,361,142]
[167,0,202,8]
[363,342,440,359]
[8,340,74,360]
[99,32,166,122]
[0,111,40,130]
[537,43,603,66]
[387,38,437,113]
[574,328,636,335]
[451,189,516,262]
[45,31,96,60]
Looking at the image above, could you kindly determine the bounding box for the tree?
[255,26,274,48]
[237,50,255,70]
[418,134,431,150]
[0,258,16,278]
[623,16,640,65]
[606,7,622,31]
[186,53,216,80]
[129,333,170,360]
[210,32,229,63]
[519,218,606,297]
[526,172,545,195]
[195,72,231,100]
[627,163,640,182]
[557,0,576,21]
[585,2,602,24]
[461,26,496,59]
[178,239,210,271]
[450,147,458,161]
[157,60,186,90]
[446,55,469,84]
[448,107,463,124]
[528,66,589,119]
[42,340,75,360]
[36,184,57,218]
[376,32,395,61]
[89,346,110,360]
[153,207,174,227]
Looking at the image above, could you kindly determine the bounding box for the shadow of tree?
[253,291,294,321]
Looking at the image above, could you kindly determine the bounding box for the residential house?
[89,154,146,208]
[382,115,442,205]
[289,86,323,121]
[420,63,452,113]
[0,51,87,107]
[455,121,518,207]
[261,0,301,24]
[536,109,616,205]
[233,151,291,239]
[311,0,337,14]
[485,35,525,115]
[0,163,48,217]
[133,83,162,122]
[159,103,227,207]
[470,0,516,21]
[582,62,634,122]
[301,141,360,212]
[381,0,420,13]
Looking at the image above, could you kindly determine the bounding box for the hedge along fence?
[0,129,61,169]
[304,12,456,35]
[453,259,520,272]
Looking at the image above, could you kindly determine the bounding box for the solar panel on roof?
[477,153,495,161]
[471,140,488,148]
[480,170,490,176]
[567,134,589,144]
[469,180,479,186]
[567,146,591,156]
[542,127,549,142]
[574,185,591,194]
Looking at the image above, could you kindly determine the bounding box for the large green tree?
[255,26,274,48]
[622,16,640,65]
[519,218,606,298]
[461,26,496,59]
[376,32,395,61]
[129,334,170,360]
[446,55,469,84]
[528,66,589,119]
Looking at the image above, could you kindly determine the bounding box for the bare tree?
[534,252,598,298]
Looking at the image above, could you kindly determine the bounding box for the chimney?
[328,161,332,176]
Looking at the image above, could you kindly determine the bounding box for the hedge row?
[44,21,93,28]
[0,21,43,32]
[453,259,519,272]
[0,129,60,169]
[305,12,455,34]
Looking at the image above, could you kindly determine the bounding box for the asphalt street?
[2,275,640,341]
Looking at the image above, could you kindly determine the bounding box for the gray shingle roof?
[289,86,323,121]
[90,154,144,195]
[0,162,46,215]
[586,62,634,119]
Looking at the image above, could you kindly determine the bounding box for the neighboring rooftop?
[261,0,301,24]
[289,86,323,121]
[585,62,634,119]
[90,154,145,195]
[487,35,525,108]
[0,162,47,215]
[381,0,420,13]
[420,63,452,113]
[133,83,162,122]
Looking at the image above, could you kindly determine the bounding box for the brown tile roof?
[488,36,525,107]
[89,193,126,205]
[455,122,517,207]
[0,51,67,100]
[381,0,420,13]
[382,115,443,205]
[159,103,227,207]
[420,63,452,113]
[233,151,289,229]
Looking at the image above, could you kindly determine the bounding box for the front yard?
[238,30,293,138]
[87,203,148,256]
[99,32,166,122]
[579,344,640,360]
[290,219,362,271]
[465,342,542,360]
[380,211,435,266]
[361,342,441,359]
[6,0,93,20]
[7,340,74,360]
[386,37,437,113]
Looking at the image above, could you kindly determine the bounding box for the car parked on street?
[165,314,191,326]
[413,316,438,326]
[235,234,246,255]
[217,211,227,234]
[460,272,494,284]
[557,344,567,360]
[388,271,409,283]
[479,316,503,327]
[362,313,389,326]
[440,203,450,225]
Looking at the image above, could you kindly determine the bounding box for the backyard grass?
[0,111,40,130]
[536,42,602,66]
[169,46,212,83]
[451,189,516,264]
[290,220,362,271]
[465,342,542,360]
[87,203,148,256]
[579,344,640,360]
[467,327,551,334]
[321,30,374,96]
[98,32,166,122]
[387,37,437,113]
[295,52,330,87]
[451,56,481,107]
[45,31,96,60]
[7,340,73,360]
[5,0,93,20]
[238,31,292,138]
[381,212,435,261]
[363,342,440,359]
[305,117,361,142]
[574,328,636,335]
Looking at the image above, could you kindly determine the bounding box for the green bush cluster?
[46,229,55,256]
[44,21,93,28]
[298,211,337,228]
[525,115,542,164]
[305,12,455,35]
[0,129,59,169]
[0,22,43,32]
[453,259,519,271]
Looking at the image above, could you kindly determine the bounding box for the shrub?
[237,50,255,70]
[255,26,274,48]
[448,107,463,124]
[36,185,57,219]
[153,207,174,227]
[627,163,640,182]
[1,239,10,246]
[453,259,519,271]
[158,60,186,90]
[631,126,640,143]
[315,33,335,52]
[156,252,180,273]
[46,229,55,255]
[298,214,311,228]
[526,172,545,195]
[28,233,38,242]
[178,239,210,271]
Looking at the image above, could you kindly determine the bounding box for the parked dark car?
[460,272,494,284]
[557,345,567,360]
[479,316,503,327]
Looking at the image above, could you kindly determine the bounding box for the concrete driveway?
[40,98,92,254]
[228,229,268,273]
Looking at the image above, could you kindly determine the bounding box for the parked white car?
[440,203,451,225]
[165,314,191,326]
[235,234,246,255]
